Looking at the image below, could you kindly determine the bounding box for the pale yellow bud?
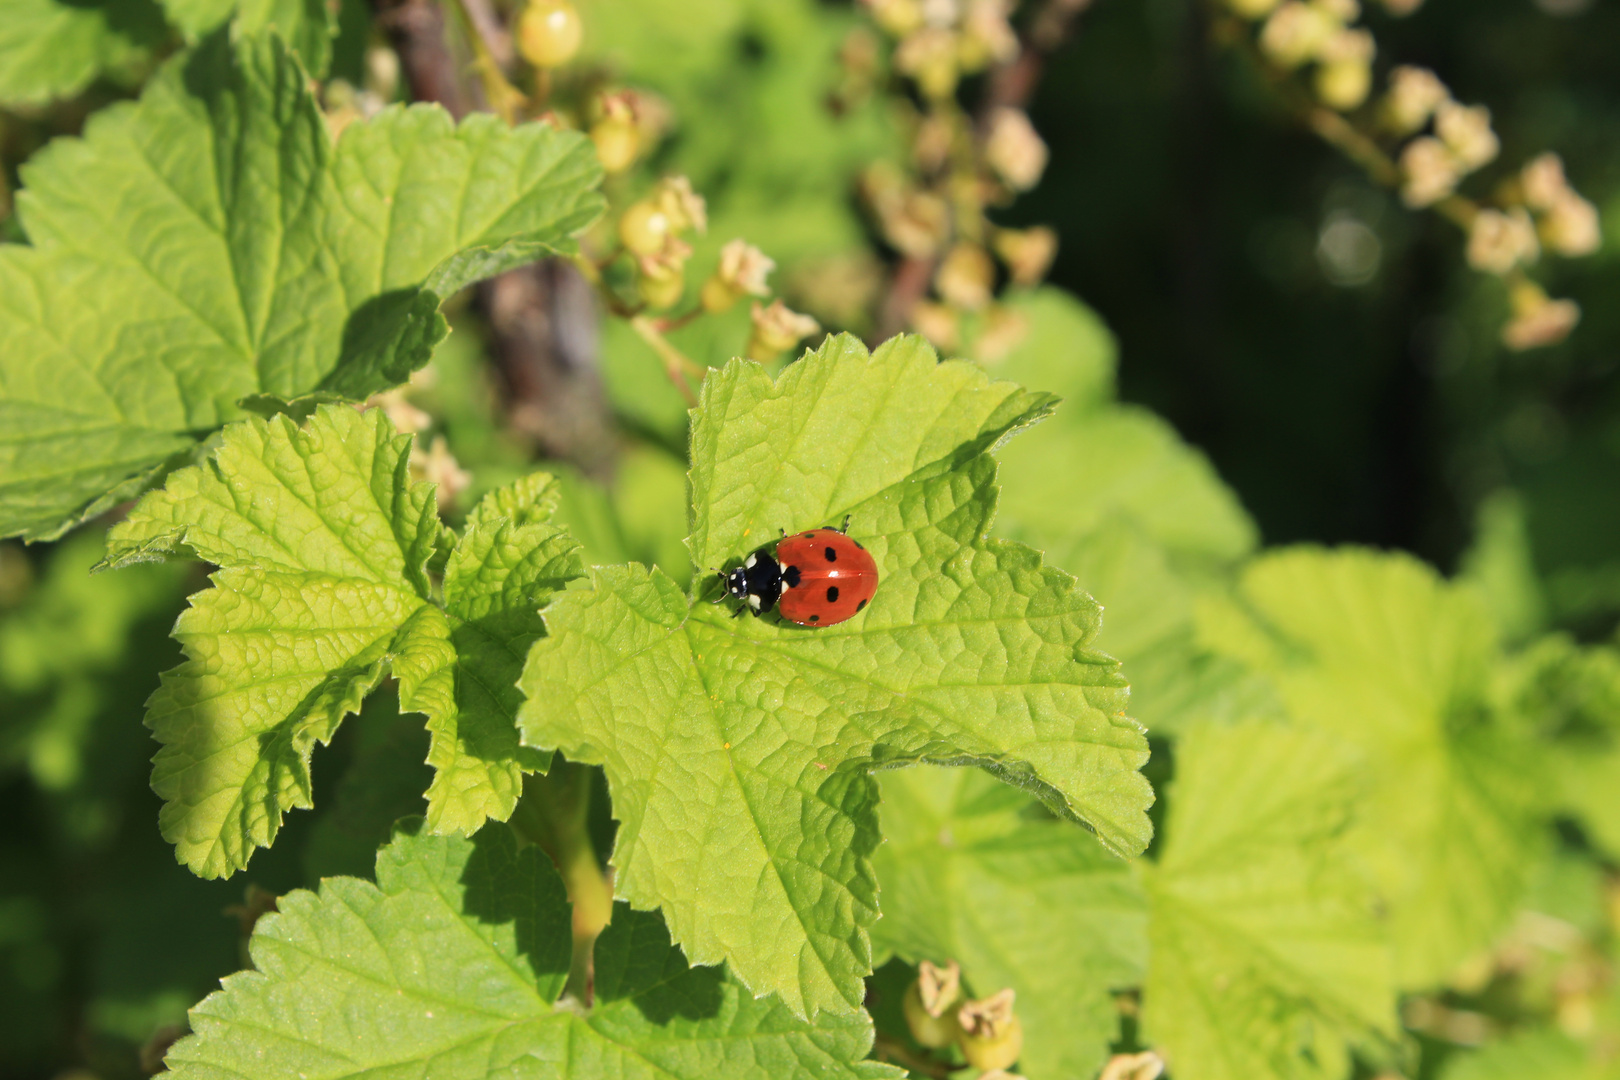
[654,175,707,235]
[1400,136,1461,208]
[984,107,1049,191]
[1315,30,1374,110]
[748,300,820,361]
[1226,0,1283,19]
[367,386,432,434]
[364,45,400,100]
[864,0,925,36]
[958,0,1018,72]
[910,300,960,352]
[895,27,960,100]
[701,239,775,313]
[993,225,1059,285]
[1383,66,1449,134]
[1379,0,1424,13]
[1436,101,1498,172]
[1260,2,1335,67]
[1521,152,1571,211]
[1100,1051,1168,1080]
[935,243,995,310]
[957,988,1023,1072]
[870,180,951,257]
[1502,281,1579,351]
[410,436,472,507]
[1466,208,1539,275]
[1542,191,1602,257]
[958,987,1018,1040]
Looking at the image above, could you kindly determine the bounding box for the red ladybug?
[720,515,879,627]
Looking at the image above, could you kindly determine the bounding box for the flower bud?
[1399,136,1460,208]
[1314,29,1374,110]
[1522,153,1570,211]
[984,108,1049,192]
[958,0,1018,73]
[1312,0,1358,19]
[902,960,963,1049]
[1541,192,1601,257]
[864,0,925,36]
[911,300,960,352]
[1259,2,1335,67]
[410,435,472,506]
[638,263,686,310]
[590,92,640,174]
[1502,280,1579,351]
[653,175,707,235]
[701,239,775,313]
[1383,66,1448,134]
[896,27,960,100]
[1378,0,1424,12]
[1466,208,1539,275]
[863,164,952,256]
[993,225,1058,285]
[936,243,996,310]
[1435,101,1498,172]
[1099,1051,1167,1080]
[517,0,584,69]
[748,300,821,361]
[957,988,1023,1072]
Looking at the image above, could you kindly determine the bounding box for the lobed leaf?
[871,765,1147,1080]
[106,405,582,876]
[1142,719,1396,1080]
[0,0,165,106]
[164,823,902,1080]
[520,334,1153,1018]
[1198,548,1549,987]
[0,30,603,542]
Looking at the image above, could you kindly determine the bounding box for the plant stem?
[629,314,704,406]
[510,761,614,1005]
[871,1034,959,1079]
[448,0,526,124]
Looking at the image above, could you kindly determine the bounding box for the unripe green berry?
[517,0,583,69]
[591,116,640,174]
[902,978,961,1049]
[637,264,684,310]
[958,1013,1022,1071]
[619,201,671,257]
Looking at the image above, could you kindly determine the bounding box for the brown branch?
[986,0,1094,112]
[875,254,936,342]
[373,0,473,119]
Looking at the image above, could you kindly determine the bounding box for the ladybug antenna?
[839,513,851,533]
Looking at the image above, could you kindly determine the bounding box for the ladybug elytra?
[719,515,879,627]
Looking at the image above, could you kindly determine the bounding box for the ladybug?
[719,515,879,627]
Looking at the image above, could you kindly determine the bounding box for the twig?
[448,0,526,123]
[629,315,705,406]
[871,1034,958,1080]
[986,0,1093,112]
[374,0,473,118]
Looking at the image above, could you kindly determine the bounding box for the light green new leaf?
[104,405,582,876]
[872,766,1147,1080]
[1440,1028,1620,1080]
[165,823,902,1080]
[0,0,165,106]
[520,334,1153,1018]
[0,30,603,542]
[1142,720,1396,1080]
[1198,548,1548,987]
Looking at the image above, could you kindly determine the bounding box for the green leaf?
[871,765,1147,1080]
[520,333,1153,1018]
[1459,490,1547,644]
[162,0,336,76]
[0,0,165,105]
[1142,719,1395,1080]
[104,405,582,877]
[1198,548,1547,987]
[165,823,902,1080]
[0,30,604,542]
[1439,1028,1619,1080]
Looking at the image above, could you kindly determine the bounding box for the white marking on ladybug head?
[748,594,762,610]
[745,553,757,568]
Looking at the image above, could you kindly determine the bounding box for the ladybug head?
[723,566,751,601]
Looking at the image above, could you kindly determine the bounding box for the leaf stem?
[511,761,614,1005]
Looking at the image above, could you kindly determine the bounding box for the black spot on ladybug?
[857,598,867,611]
[826,586,840,603]
[824,546,837,562]
[808,614,820,623]
[783,565,801,588]
[803,532,815,538]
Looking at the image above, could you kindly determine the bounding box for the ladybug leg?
[731,604,748,619]
[778,527,786,539]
